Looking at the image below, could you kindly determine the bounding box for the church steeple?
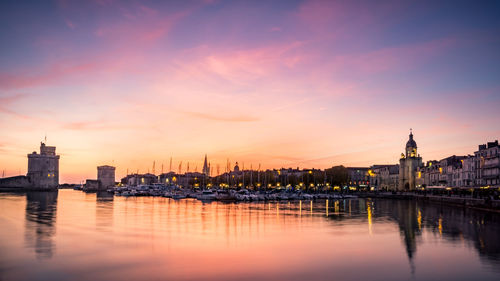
[202,154,209,176]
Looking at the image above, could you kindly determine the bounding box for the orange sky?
[1,0,499,183]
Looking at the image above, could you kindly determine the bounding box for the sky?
[1,0,499,183]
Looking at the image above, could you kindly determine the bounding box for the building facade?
[27,142,60,189]
[398,131,423,190]
[475,140,500,186]
[97,165,116,189]
[369,165,399,190]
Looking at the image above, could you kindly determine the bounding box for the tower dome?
[406,132,417,149]
[405,129,417,157]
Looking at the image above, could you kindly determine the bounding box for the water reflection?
[96,191,114,232]
[1,191,499,281]
[326,199,500,270]
[24,191,58,260]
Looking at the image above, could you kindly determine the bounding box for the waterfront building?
[398,130,423,190]
[369,165,399,190]
[417,160,439,187]
[346,167,369,187]
[475,140,500,186]
[0,142,60,190]
[27,142,60,189]
[158,171,177,185]
[97,165,116,189]
[121,173,158,186]
[84,179,100,191]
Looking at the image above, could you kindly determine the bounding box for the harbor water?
[1,189,499,281]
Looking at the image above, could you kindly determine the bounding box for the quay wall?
[0,176,31,189]
[363,192,500,212]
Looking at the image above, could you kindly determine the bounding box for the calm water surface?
[1,189,500,281]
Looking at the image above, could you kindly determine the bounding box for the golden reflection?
[276,203,279,218]
[299,200,302,217]
[310,200,313,214]
[335,201,339,213]
[367,200,372,236]
[438,217,443,236]
[417,209,422,230]
[326,200,329,217]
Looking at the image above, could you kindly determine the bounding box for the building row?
[363,136,500,191]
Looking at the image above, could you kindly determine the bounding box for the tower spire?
[203,154,209,176]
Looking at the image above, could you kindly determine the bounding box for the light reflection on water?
[0,189,499,281]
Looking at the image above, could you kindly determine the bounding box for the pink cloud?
[0,93,34,119]
[183,111,259,123]
[0,60,104,90]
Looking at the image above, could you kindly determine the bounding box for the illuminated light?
[334,186,340,191]
[368,170,375,177]
[445,187,452,190]
[172,176,177,182]
[417,210,422,230]
[268,184,271,187]
[299,200,302,216]
[367,201,372,236]
[141,178,145,183]
[439,167,443,174]
[326,200,328,217]
[310,200,313,213]
[438,217,443,236]
[429,162,432,167]
[277,183,280,187]
[418,171,422,178]
[308,171,312,174]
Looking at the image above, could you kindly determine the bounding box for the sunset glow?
[1,0,499,183]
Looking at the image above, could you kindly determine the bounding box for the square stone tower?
[97,165,116,189]
[398,130,423,190]
[27,142,60,189]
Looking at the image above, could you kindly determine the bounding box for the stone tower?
[398,130,423,190]
[27,142,60,189]
[97,165,116,189]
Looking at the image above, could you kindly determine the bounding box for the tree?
[325,165,349,187]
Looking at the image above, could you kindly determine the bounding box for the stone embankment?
[361,192,500,212]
